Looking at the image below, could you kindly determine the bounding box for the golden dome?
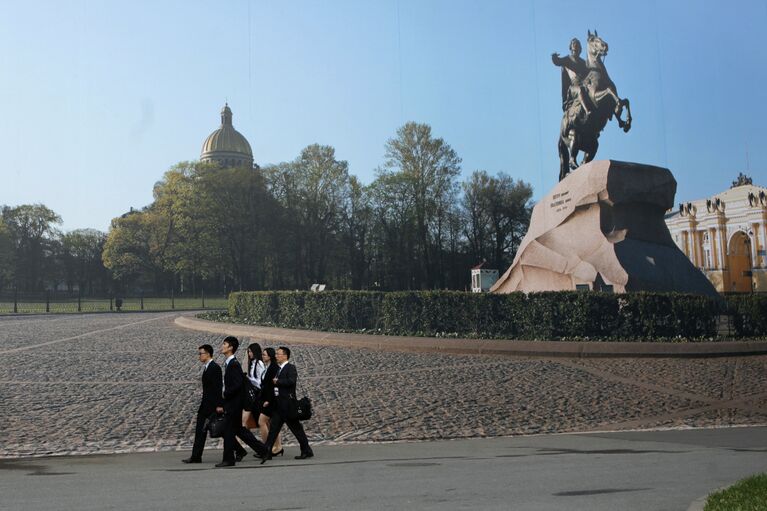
[200,104,253,167]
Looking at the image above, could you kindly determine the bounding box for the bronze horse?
[553,31,632,181]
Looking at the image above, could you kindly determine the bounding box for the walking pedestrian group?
[182,336,313,467]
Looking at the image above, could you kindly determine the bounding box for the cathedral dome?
[200,104,254,168]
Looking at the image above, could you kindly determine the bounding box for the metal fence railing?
[0,291,228,314]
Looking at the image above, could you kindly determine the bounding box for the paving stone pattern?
[1,313,765,458]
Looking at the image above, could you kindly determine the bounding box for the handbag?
[245,414,258,429]
[243,379,260,410]
[204,413,227,438]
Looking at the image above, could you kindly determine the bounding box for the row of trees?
[1,122,533,294]
[0,205,110,293]
[103,122,532,292]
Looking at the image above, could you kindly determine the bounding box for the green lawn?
[705,473,767,511]
[0,296,228,314]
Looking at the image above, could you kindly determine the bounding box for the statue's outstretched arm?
[551,54,580,75]
[551,53,567,66]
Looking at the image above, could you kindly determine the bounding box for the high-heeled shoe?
[272,448,284,457]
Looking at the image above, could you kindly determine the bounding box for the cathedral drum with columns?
[665,174,767,293]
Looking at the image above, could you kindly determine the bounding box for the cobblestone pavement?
[1,313,766,458]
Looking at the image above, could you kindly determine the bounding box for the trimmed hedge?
[230,291,385,331]
[726,294,767,337]
[227,290,749,340]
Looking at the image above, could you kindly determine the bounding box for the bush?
[277,292,305,328]
[341,291,385,330]
[229,291,279,325]
[670,293,720,338]
[303,291,384,331]
[227,290,736,341]
[485,292,526,338]
[727,294,767,337]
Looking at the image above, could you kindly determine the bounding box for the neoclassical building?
[665,174,767,292]
[200,103,255,168]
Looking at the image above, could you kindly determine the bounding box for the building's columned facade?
[200,104,255,169]
[665,177,767,292]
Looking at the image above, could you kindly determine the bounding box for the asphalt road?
[2,427,766,511]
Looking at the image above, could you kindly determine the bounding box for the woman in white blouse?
[241,342,264,431]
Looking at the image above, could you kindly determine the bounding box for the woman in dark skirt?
[258,347,283,456]
[241,342,263,430]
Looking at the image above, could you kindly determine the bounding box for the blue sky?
[1,0,766,231]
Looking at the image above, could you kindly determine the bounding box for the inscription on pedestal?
[550,190,572,213]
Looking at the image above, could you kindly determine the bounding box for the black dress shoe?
[235,451,246,462]
[272,448,284,457]
[215,461,235,468]
[181,458,201,464]
[294,452,314,460]
[259,453,272,465]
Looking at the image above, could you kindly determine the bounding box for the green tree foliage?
[0,218,14,289]
[368,170,417,289]
[200,163,279,291]
[462,170,533,272]
[1,204,62,291]
[60,228,109,294]
[0,204,110,294]
[378,122,462,289]
[2,123,535,295]
[152,162,224,290]
[342,176,373,289]
[102,208,159,286]
[266,144,350,289]
[103,160,280,293]
[86,123,535,294]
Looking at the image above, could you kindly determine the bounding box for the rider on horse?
[552,38,591,117]
[552,31,632,181]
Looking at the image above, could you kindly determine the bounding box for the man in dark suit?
[261,346,313,463]
[182,344,222,463]
[215,336,266,467]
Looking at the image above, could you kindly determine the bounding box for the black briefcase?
[294,396,312,421]
[204,413,227,438]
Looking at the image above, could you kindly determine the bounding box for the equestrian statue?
[552,30,632,181]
